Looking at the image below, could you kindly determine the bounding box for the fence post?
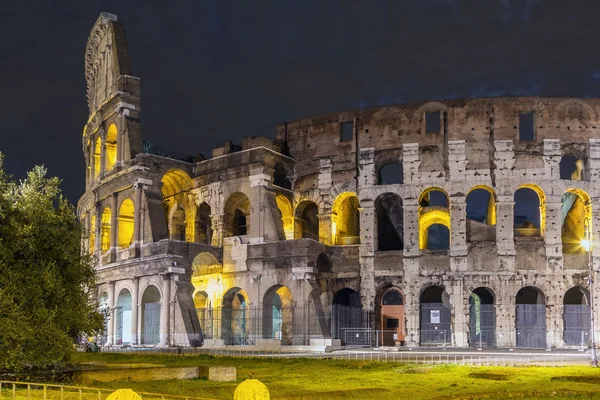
[44,385,47,400]
[99,389,102,400]
[12,383,16,400]
[79,388,82,400]
[27,384,30,400]
[61,387,64,400]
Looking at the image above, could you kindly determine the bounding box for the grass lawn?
[49,353,600,399]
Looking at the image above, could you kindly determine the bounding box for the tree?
[0,155,104,372]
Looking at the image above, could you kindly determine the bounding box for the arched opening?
[117,199,135,248]
[468,287,496,348]
[294,201,319,241]
[100,207,111,253]
[560,155,584,181]
[161,169,194,241]
[98,292,109,345]
[419,188,450,250]
[195,202,212,245]
[561,189,591,254]
[89,213,96,254]
[169,206,186,241]
[141,285,161,345]
[466,186,496,242]
[316,253,331,274]
[375,193,404,251]
[224,193,250,237]
[93,137,101,181]
[273,163,292,189]
[377,287,405,346]
[420,286,451,345]
[332,192,361,245]
[377,162,403,185]
[115,288,132,345]
[514,185,545,238]
[105,124,118,172]
[515,286,546,348]
[194,291,210,339]
[275,195,293,240]
[263,286,294,344]
[332,288,364,344]
[222,288,249,345]
[563,286,590,346]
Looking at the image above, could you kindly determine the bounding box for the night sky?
[2,0,600,204]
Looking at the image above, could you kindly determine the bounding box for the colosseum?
[79,13,600,350]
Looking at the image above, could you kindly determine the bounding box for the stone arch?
[224,192,250,237]
[418,189,450,250]
[466,185,496,225]
[117,198,134,248]
[100,207,111,253]
[375,193,404,251]
[563,286,590,346]
[141,285,161,345]
[468,287,496,348]
[414,101,448,117]
[332,288,363,342]
[316,253,331,274]
[105,123,118,172]
[222,287,250,345]
[377,162,404,185]
[263,285,294,344]
[273,163,292,190]
[514,184,546,238]
[560,155,585,181]
[562,188,591,254]
[376,287,405,346]
[555,98,596,122]
[168,204,186,241]
[515,286,546,348]
[161,169,194,199]
[195,202,212,244]
[115,288,132,345]
[332,192,361,245]
[294,200,319,241]
[161,169,194,241]
[419,285,451,345]
[276,194,293,239]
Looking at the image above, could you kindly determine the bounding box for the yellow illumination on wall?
[276,194,294,240]
[89,214,96,254]
[563,188,592,254]
[100,207,111,253]
[94,137,102,180]
[161,169,195,242]
[118,199,135,248]
[331,192,361,245]
[105,124,118,172]
[518,184,546,236]
[419,209,451,250]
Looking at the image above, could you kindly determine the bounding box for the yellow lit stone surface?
[105,389,142,400]
[233,379,270,400]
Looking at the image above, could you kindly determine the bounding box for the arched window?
[316,253,331,273]
[195,202,212,244]
[377,163,403,185]
[94,137,102,181]
[222,287,250,345]
[161,169,194,241]
[262,285,293,344]
[469,287,495,348]
[561,189,591,254]
[560,155,584,181]
[273,163,292,189]
[105,124,118,172]
[419,188,450,250]
[141,286,161,345]
[466,186,496,242]
[295,201,319,241]
[332,192,361,245]
[224,193,250,237]
[170,206,186,241]
[375,193,403,251]
[563,286,590,346]
[117,199,135,248]
[514,185,545,238]
[420,286,451,345]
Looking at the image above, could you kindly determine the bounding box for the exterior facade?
[80,13,600,349]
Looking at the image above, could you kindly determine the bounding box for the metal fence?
[420,303,451,345]
[516,304,547,348]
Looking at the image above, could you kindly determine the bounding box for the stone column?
[160,274,171,346]
[450,278,467,347]
[496,195,516,256]
[95,203,102,255]
[88,143,95,186]
[403,198,420,258]
[110,194,118,252]
[358,148,375,187]
[99,136,106,179]
[403,143,420,184]
[450,194,468,258]
[107,281,116,346]
[133,184,142,246]
[318,158,333,245]
[544,196,563,267]
[248,168,270,242]
[359,199,375,310]
[131,277,139,345]
[211,214,222,247]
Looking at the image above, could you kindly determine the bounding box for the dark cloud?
[1,0,599,203]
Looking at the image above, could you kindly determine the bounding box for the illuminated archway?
[276,195,293,240]
[161,169,194,241]
[563,286,590,346]
[224,193,250,237]
[222,287,250,345]
[419,210,450,250]
[100,207,111,253]
[419,187,449,208]
[115,288,132,345]
[514,184,546,238]
[141,285,161,345]
[93,137,102,181]
[194,291,210,339]
[294,200,319,241]
[515,286,546,348]
[375,193,403,251]
[105,124,118,172]
[89,213,96,254]
[332,192,361,245]
[561,188,591,254]
[263,285,294,344]
[117,198,134,248]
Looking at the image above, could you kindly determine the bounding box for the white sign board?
[430,309,441,324]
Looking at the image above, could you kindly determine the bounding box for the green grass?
[29,353,600,399]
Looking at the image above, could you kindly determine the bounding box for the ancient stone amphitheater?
[79,13,600,350]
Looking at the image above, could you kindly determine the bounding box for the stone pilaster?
[543,139,561,180]
[160,274,171,346]
[403,143,420,184]
[131,277,139,345]
[588,139,600,181]
[358,148,375,187]
[448,140,467,181]
[545,196,563,268]
[359,199,375,310]
[248,168,270,243]
[106,281,115,346]
[403,198,420,258]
